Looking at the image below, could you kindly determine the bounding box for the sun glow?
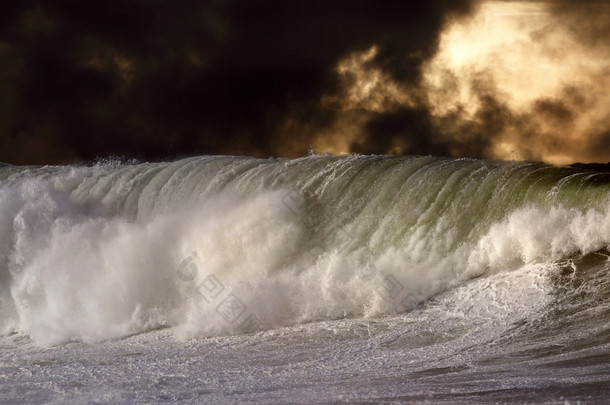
[289,1,610,164]
[427,1,565,112]
[425,0,610,164]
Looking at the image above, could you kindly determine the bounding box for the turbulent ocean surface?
[1,155,609,404]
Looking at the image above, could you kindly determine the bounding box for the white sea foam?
[0,156,608,346]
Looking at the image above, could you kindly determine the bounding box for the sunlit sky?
[312,0,610,164]
[429,1,609,164]
[430,1,597,109]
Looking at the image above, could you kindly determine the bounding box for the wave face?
[0,155,609,346]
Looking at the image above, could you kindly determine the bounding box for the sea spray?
[1,155,609,345]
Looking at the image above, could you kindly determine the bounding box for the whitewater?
[1,155,609,404]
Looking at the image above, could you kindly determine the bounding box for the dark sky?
[0,1,608,165]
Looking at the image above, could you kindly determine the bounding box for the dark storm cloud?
[523,0,610,164]
[349,0,610,164]
[547,0,610,52]
[0,0,477,164]
[3,0,608,165]
[353,74,515,159]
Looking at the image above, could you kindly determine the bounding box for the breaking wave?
[0,155,609,346]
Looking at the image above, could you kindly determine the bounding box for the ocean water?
[0,155,609,404]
